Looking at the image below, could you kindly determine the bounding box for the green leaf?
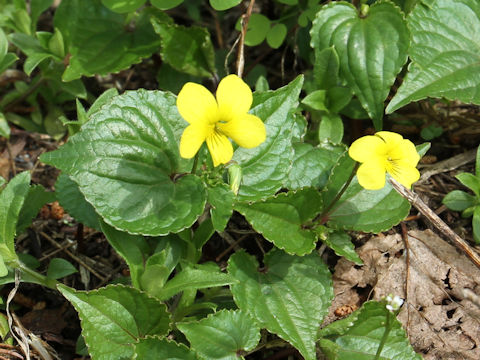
[139,235,184,291]
[87,88,120,116]
[319,113,343,144]
[0,172,30,265]
[209,0,241,11]
[476,145,480,176]
[157,63,202,94]
[155,263,237,301]
[0,28,7,61]
[266,23,287,49]
[473,206,480,244]
[134,337,197,360]
[178,310,260,360]
[55,173,100,231]
[40,90,207,236]
[323,154,410,232]
[420,124,443,141]
[0,112,10,139]
[237,14,271,46]
[456,172,480,197]
[8,33,56,75]
[47,258,77,279]
[151,0,184,10]
[328,179,411,232]
[286,142,345,190]
[30,0,53,29]
[233,76,303,201]
[207,184,234,232]
[311,1,409,129]
[319,301,422,360]
[17,184,55,235]
[321,230,362,265]
[228,249,333,360]
[387,0,480,113]
[326,86,353,113]
[58,284,171,360]
[302,90,328,111]
[416,142,431,158]
[54,1,161,81]
[314,46,340,90]
[151,17,215,77]
[0,53,18,74]
[100,221,150,289]
[235,188,322,255]
[442,190,477,212]
[101,0,146,13]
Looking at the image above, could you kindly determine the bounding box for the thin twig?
[39,231,106,282]
[400,222,411,331]
[6,141,16,177]
[236,0,256,78]
[390,178,480,270]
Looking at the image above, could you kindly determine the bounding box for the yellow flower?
[177,75,266,167]
[348,131,420,190]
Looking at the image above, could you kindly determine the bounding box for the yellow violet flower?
[177,75,266,167]
[348,131,420,190]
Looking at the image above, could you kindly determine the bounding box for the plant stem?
[191,152,199,175]
[3,77,46,113]
[312,162,359,225]
[375,310,392,360]
[15,260,58,290]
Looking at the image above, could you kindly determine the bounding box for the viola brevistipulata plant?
[1,0,480,359]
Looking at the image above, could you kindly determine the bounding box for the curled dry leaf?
[328,230,480,360]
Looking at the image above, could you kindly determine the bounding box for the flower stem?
[375,310,393,360]
[312,162,359,225]
[15,260,58,290]
[191,152,199,175]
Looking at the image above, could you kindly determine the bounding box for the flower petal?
[216,74,253,115]
[356,161,387,190]
[392,139,420,165]
[389,161,420,188]
[217,114,266,148]
[179,123,210,159]
[375,131,403,145]
[177,82,217,125]
[349,135,386,163]
[206,131,233,167]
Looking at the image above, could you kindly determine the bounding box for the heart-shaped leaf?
[151,17,215,77]
[228,250,333,360]
[387,0,480,113]
[55,174,101,231]
[235,188,323,255]
[134,337,197,360]
[101,0,146,13]
[178,310,260,360]
[100,221,151,289]
[286,143,345,190]
[17,184,55,235]
[154,263,237,301]
[0,172,31,266]
[233,76,303,201]
[40,90,206,236]
[311,1,409,129]
[210,0,242,11]
[58,284,171,360]
[323,153,410,232]
[54,0,161,81]
[319,301,422,360]
[207,184,234,232]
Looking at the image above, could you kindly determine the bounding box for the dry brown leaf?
[328,229,480,360]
